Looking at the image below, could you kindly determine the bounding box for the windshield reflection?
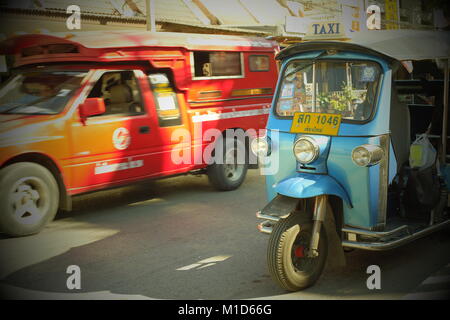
[0,71,87,115]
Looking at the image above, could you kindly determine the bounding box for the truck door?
[69,69,157,192]
[139,71,193,176]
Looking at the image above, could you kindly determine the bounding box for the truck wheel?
[268,213,328,291]
[207,137,248,191]
[0,162,59,236]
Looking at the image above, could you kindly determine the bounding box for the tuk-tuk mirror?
[79,98,106,118]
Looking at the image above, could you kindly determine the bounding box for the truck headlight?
[251,136,271,157]
[351,144,384,167]
[293,136,319,164]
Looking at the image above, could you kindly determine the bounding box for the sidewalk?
[403,263,450,300]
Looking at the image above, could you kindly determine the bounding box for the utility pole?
[146,0,156,31]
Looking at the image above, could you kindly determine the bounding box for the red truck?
[0,31,279,236]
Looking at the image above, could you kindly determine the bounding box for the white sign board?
[303,20,348,40]
[285,16,309,34]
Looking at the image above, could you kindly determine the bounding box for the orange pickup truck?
[0,31,278,236]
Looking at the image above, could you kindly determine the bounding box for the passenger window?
[87,71,144,116]
[249,55,269,72]
[193,51,242,78]
[148,73,182,127]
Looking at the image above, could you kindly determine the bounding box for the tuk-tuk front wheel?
[268,213,328,291]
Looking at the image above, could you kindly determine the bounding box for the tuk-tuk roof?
[277,30,450,63]
[0,30,278,55]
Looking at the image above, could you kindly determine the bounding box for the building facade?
[0,0,448,77]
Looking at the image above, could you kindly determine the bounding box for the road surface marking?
[176,263,202,271]
[198,255,231,264]
[176,255,231,271]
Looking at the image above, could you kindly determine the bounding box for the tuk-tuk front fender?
[275,174,352,208]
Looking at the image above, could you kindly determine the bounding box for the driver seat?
[107,84,133,114]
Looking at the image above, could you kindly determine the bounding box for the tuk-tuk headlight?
[251,136,271,157]
[293,136,319,164]
[351,144,384,167]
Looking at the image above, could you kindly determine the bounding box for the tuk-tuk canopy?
[277,30,450,63]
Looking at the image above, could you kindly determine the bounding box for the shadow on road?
[56,174,213,221]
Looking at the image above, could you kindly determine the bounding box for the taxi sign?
[290,112,342,136]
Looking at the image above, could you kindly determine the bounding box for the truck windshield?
[275,60,381,121]
[0,71,87,115]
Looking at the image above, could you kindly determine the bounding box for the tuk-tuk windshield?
[0,71,87,115]
[276,60,381,121]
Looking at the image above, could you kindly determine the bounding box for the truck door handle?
[139,126,150,134]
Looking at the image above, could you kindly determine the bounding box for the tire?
[268,212,328,291]
[207,136,248,191]
[0,162,59,236]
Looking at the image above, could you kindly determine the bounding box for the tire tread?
[267,213,327,291]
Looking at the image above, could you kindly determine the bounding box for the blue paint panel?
[264,128,384,229]
[264,131,331,200]
[296,134,330,174]
[368,143,381,227]
[264,129,298,201]
[327,136,382,229]
[275,173,352,206]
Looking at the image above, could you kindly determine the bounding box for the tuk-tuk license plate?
[290,112,342,136]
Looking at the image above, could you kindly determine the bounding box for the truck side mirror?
[79,98,106,118]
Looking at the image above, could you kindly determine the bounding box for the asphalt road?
[0,170,449,300]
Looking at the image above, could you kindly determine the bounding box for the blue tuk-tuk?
[253,30,450,291]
